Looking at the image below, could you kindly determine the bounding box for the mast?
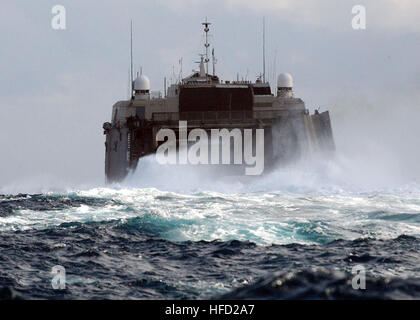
[263,17,266,83]
[130,20,133,97]
[179,57,183,82]
[128,68,131,99]
[202,18,211,81]
[212,48,216,76]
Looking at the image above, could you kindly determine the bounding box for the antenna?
[130,20,133,97]
[179,57,183,82]
[272,49,277,93]
[172,65,176,84]
[263,17,266,83]
[212,48,217,76]
[202,18,211,81]
[128,68,131,99]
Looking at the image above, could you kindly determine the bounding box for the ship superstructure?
[103,21,335,182]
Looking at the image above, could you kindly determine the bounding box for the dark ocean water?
[1,190,420,300]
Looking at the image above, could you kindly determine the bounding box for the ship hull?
[104,110,334,183]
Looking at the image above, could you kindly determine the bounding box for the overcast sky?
[0,0,419,192]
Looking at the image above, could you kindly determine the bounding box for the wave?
[0,223,418,299]
[217,266,420,300]
[1,189,420,246]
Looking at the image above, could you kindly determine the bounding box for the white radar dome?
[277,73,293,88]
[134,75,150,91]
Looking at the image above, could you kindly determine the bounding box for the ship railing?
[152,112,180,121]
[254,110,283,119]
[152,111,254,122]
[253,110,299,119]
[151,110,297,123]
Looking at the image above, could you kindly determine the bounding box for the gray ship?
[103,20,335,183]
